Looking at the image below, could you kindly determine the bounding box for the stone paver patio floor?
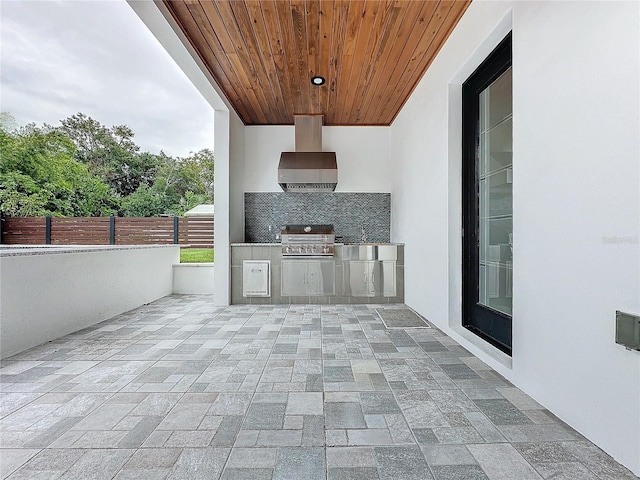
[0,295,636,479]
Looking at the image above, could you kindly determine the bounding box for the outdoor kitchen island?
[230,242,404,305]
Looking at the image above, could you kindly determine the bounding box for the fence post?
[173,216,179,245]
[45,216,52,244]
[110,216,116,245]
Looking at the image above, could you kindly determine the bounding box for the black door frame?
[462,33,513,356]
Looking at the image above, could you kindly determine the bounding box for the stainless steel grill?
[280,224,335,257]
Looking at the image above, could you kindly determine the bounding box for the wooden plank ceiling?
[163,0,471,125]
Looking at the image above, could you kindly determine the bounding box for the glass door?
[462,34,513,355]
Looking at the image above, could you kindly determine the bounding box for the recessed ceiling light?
[311,76,325,86]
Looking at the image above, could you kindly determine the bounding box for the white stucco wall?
[391,0,640,474]
[243,125,391,192]
[229,112,246,243]
[172,263,214,294]
[214,107,246,304]
[0,246,179,359]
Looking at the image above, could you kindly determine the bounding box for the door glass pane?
[478,67,513,316]
[486,118,512,175]
[480,68,512,131]
[486,169,513,217]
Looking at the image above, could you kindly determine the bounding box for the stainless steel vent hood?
[278,115,337,192]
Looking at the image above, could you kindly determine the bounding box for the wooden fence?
[0,216,214,248]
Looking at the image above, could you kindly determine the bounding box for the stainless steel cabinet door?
[243,260,270,297]
[381,261,396,297]
[282,260,335,296]
[281,261,308,296]
[345,260,396,297]
[347,261,374,297]
[307,261,335,295]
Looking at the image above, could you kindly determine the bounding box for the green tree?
[119,183,165,217]
[154,148,214,215]
[165,148,214,200]
[177,191,209,214]
[1,113,214,218]
[0,121,117,216]
[59,113,158,197]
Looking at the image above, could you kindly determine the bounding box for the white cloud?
[0,0,214,157]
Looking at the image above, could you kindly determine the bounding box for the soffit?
[163,0,471,125]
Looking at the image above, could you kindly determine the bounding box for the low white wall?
[0,246,179,359]
[172,263,214,294]
[391,0,640,474]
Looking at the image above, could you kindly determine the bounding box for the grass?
[180,248,214,263]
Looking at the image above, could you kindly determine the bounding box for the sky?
[0,0,215,157]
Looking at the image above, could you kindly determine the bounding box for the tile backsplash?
[245,192,390,243]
